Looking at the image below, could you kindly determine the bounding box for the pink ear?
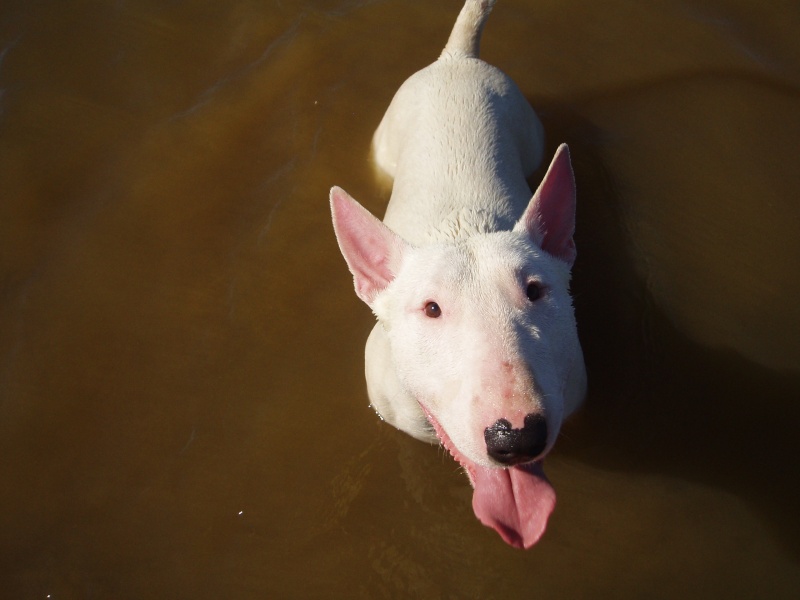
[330,186,407,305]
[515,144,577,265]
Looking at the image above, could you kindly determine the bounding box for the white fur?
[331,0,586,473]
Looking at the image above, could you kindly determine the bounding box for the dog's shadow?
[531,103,800,558]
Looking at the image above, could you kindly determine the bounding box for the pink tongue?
[471,461,556,549]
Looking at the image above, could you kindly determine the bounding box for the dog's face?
[331,145,583,473]
[370,231,580,468]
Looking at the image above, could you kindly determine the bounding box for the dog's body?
[330,0,586,548]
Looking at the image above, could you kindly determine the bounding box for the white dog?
[330,0,586,548]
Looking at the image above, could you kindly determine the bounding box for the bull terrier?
[330,0,586,548]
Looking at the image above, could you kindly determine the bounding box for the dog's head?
[331,145,586,547]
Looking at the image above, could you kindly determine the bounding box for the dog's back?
[372,0,544,244]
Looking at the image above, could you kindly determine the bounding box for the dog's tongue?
[471,461,556,549]
[419,404,555,548]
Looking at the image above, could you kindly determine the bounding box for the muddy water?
[1,0,799,597]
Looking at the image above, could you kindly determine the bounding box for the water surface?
[1,0,799,597]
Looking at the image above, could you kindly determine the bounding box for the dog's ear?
[330,186,408,305]
[515,144,577,265]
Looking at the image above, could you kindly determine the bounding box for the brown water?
[1,0,799,597]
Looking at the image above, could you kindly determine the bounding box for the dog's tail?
[441,0,497,60]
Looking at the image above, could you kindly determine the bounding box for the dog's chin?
[417,402,481,478]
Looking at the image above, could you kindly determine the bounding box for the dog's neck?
[423,206,511,243]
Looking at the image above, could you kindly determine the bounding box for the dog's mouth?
[419,404,556,549]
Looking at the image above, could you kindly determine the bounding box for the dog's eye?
[526,282,542,302]
[424,301,442,318]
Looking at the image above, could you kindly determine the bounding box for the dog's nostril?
[484,414,548,466]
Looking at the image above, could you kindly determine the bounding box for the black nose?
[484,414,548,466]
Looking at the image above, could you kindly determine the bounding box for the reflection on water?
[1,0,798,597]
